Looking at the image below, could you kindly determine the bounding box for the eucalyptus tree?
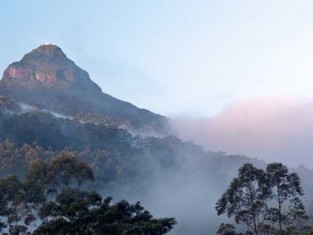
[0,176,28,235]
[46,151,94,192]
[266,163,307,234]
[216,162,308,235]
[216,163,270,235]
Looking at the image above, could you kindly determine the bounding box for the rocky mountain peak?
[0,45,168,133]
[1,44,101,93]
[22,44,67,61]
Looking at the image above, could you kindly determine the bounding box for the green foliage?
[34,188,176,235]
[266,163,306,233]
[0,139,54,179]
[0,111,134,151]
[0,156,176,235]
[0,135,211,193]
[0,153,94,234]
[0,175,29,235]
[217,223,237,235]
[24,159,48,204]
[216,163,308,235]
[216,163,270,234]
[47,151,94,190]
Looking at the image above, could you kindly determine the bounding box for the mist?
[97,137,260,235]
[3,94,313,234]
[172,97,313,168]
[80,95,313,234]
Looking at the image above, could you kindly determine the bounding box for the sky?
[3,2,313,231]
[174,97,313,167]
[2,1,313,117]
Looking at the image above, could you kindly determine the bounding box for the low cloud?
[172,97,313,168]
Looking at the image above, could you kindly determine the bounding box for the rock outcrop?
[0,44,168,133]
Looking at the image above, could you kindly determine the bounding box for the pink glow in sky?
[2,1,313,116]
[173,97,313,167]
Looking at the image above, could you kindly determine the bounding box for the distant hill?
[1,45,313,234]
[0,44,168,133]
[0,104,312,234]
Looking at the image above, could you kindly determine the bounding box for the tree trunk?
[254,214,258,235]
[278,188,282,235]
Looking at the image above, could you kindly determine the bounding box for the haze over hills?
[0,44,168,133]
[2,45,313,234]
[173,97,313,167]
[3,1,313,233]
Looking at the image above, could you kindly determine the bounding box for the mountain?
[2,45,313,234]
[0,103,271,234]
[0,96,21,112]
[0,44,168,133]
[1,106,313,234]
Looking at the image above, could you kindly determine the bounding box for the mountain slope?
[1,106,313,234]
[0,44,168,132]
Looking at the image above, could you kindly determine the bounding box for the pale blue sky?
[2,1,313,117]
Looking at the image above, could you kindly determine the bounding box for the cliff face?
[1,44,101,93]
[0,44,168,133]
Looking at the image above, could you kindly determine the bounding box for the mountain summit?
[1,44,101,93]
[23,43,67,59]
[0,44,168,132]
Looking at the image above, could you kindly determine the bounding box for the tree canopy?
[0,156,176,235]
[216,163,308,235]
[35,188,176,235]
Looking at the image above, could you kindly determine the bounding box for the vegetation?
[0,156,176,234]
[216,163,309,235]
[4,43,313,235]
[34,189,175,235]
[3,109,313,234]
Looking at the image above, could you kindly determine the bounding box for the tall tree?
[266,163,307,234]
[0,176,28,235]
[216,163,270,235]
[24,159,48,204]
[46,151,94,191]
[216,162,308,235]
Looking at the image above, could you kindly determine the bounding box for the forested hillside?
[1,106,313,234]
[0,44,168,133]
[2,45,313,234]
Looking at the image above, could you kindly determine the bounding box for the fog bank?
[173,97,313,168]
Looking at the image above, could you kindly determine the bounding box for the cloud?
[172,97,313,167]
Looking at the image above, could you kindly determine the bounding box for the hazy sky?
[173,97,313,167]
[2,1,313,117]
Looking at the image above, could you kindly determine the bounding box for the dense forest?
[0,44,313,235]
[0,154,176,234]
[1,107,313,234]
